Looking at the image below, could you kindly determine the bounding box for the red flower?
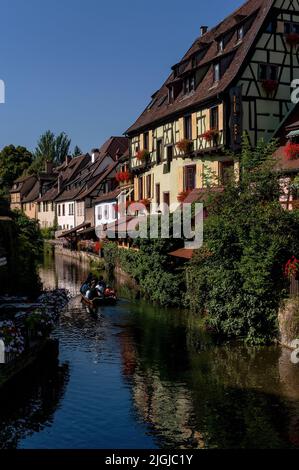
[177,190,191,202]
[176,139,193,154]
[284,256,299,279]
[286,33,299,46]
[136,150,150,161]
[284,142,299,160]
[202,129,219,142]
[262,79,278,95]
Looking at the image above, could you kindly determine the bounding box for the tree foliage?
[29,130,71,174]
[0,145,33,196]
[186,135,299,344]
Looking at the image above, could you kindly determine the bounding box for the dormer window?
[213,63,220,83]
[237,26,244,42]
[218,39,224,53]
[169,86,175,103]
[184,74,195,94]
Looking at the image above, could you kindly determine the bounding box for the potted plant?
[261,79,278,96]
[286,32,299,46]
[284,142,299,160]
[284,256,299,280]
[177,190,191,202]
[202,129,219,143]
[176,139,193,154]
[136,149,150,161]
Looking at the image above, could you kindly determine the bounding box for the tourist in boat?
[86,280,98,300]
[96,276,106,297]
[80,273,93,296]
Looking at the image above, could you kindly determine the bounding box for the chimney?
[200,26,208,36]
[65,155,72,166]
[91,148,100,164]
[45,160,54,174]
[58,174,63,193]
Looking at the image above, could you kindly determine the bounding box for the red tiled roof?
[94,188,122,204]
[169,248,194,259]
[126,0,273,134]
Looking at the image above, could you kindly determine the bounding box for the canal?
[1,250,299,449]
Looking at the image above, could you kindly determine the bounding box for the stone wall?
[278,297,299,349]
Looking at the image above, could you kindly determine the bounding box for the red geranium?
[136,150,150,161]
[262,79,278,95]
[176,139,193,154]
[286,33,299,46]
[284,142,299,160]
[284,256,299,279]
[202,129,219,142]
[177,190,191,202]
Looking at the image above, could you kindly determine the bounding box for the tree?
[186,135,299,344]
[72,145,83,157]
[29,131,72,174]
[0,145,33,196]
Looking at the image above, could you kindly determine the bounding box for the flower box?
[284,142,299,160]
[177,190,191,202]
[286,33,299,46]
[115,171,132,182]
[136,149,150,161]
[261,79,278,95]
[202,129,219,142]
[176,139,193,154]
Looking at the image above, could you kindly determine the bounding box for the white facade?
[75,201,85,226]
[95,200,117,228]
[57,201,75,231]
[37,202,55,228]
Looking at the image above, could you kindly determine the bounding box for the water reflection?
[0,342,70,449]
[3,249,299,449]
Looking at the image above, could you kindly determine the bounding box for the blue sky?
[0,0,242,153]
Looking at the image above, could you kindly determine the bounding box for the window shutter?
[140,133,144,150]
[151,173,154,198]
[178,118,184,141]
[206,109,211,131]
[192,113,197,140]
[134,177,139,201]
[149,130,153,152]
[178,167,184,193]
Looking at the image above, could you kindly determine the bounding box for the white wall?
[75,201,85,226]
[56,201,75,230]
[95,201,117,228]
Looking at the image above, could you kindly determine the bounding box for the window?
[62,204,65,216]
[163,192,170,207]
[58,205,61,217]
[144,132,149,150]
[184,74,195,94]
[218,39,224,53]
[266,20,276,33]
[69,203,74,216]
[213,63,220,83]
[146,174,152,199]
[237,26,244,41]
[156,184,161,206]
[285,22,299,34]
[167,145,173,163]
[210,106,219,130]
[258,64,278,81]
[184,115,192,140]
[157,139,163,164]
[97,206,102,221]
[104,205,109,219]
[184,165,196,191]
[169,86,174,103]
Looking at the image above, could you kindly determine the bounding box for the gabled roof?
[75,162,118,200]
[97,137,128,160]
[94,188,122,205]
[126,0,274,135]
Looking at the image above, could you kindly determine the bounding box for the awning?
[287,129,299,138]
[169,248,194,260]
[77,226,95,237]
[58,222,91,238]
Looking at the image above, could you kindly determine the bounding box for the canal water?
[1,250,299,449]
